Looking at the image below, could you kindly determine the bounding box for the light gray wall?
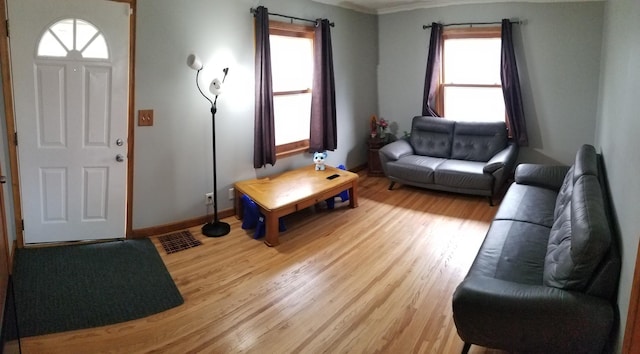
[595,0,640,350]
[378,2,604,165]
[133,0,378,228]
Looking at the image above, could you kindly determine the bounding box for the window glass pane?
[270,35,313,92]
[37,18,109,59]
[37,30,68,57]
[76,19,99,51]
[274,93,311,145]
[444,38,501,84]
[50,19,74,51]
[82,34,109,59]
[444,86,505,122]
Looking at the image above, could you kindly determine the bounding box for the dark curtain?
[253,6,276,168]
[309,19,337,152]
[501,19,529,146]
[422,22,443,117]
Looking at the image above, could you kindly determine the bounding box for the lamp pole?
[190,59,230,237]
[201,97,230,237]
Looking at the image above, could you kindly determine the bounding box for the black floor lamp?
[187,53,230,237]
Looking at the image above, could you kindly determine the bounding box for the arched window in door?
[37,18,109,59]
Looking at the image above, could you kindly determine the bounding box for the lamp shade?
[187,53,203,70]
[209,78,223,96]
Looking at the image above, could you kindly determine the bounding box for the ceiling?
[310,0,603,14]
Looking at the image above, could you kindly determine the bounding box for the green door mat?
[13,238,184,337]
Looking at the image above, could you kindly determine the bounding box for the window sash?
[443,38,501,85]
[273,93,312,146]
[443,86,505,122]
[270,35,313,93]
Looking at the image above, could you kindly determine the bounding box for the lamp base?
[201,221,230,237]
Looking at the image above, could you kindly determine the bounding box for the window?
[438,27,504,123]
[270,21,314,157]
[37,18,109,59]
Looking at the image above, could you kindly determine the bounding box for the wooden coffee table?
[234,165,359,246]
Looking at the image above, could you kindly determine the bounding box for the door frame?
[0,0,137,247]
[0,0,10,322]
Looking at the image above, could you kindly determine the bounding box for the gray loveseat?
[378,116,518,204]
[452,144,620,353]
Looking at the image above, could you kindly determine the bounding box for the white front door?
[8,0,129,244]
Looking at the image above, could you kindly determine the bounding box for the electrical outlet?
[228,188,235,200]
[205,192,214,205]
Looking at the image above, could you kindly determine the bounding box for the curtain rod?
[422,20,522,29]
[250,7,335,27]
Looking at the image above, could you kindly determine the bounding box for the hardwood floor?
[19,174,508,353]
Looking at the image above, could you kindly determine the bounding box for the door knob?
[115,154,125,162]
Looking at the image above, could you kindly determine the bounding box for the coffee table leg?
[349,183,359,208]
[234,189,243,220]
[263,213,280,247]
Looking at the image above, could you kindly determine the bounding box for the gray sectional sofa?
[452,144,620,353]
[378,116,518,204]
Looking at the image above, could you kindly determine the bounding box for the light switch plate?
[138,109,154,126]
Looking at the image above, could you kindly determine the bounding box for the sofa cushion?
[468,220,550,285]
[553,145,598,220]
[434,160,492,191]
[514,164,570,192]
[494,183,557,228]
[544,175,611,290]
[554,166,575,220]
[386,155,446,184]
[410,116,454,158]
[451,121,507,162]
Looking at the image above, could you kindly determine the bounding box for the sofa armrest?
[483,142,518,174]
[514,164,570,191]
[483,143,518,196]
[379,139,414,162]
[452,276,613,353]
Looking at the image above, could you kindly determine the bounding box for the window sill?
[276,139,309,159]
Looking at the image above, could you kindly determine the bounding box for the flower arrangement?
[369,115,392,139]
[377,117,390,138]
[377,118,389,130]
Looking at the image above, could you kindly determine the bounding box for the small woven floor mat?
[158,231,202,254]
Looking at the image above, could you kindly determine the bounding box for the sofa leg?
[388,181,396,190]
[488,196,494,206]
[461,342,471,354]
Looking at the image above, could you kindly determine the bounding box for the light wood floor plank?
[18,173,508,353]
